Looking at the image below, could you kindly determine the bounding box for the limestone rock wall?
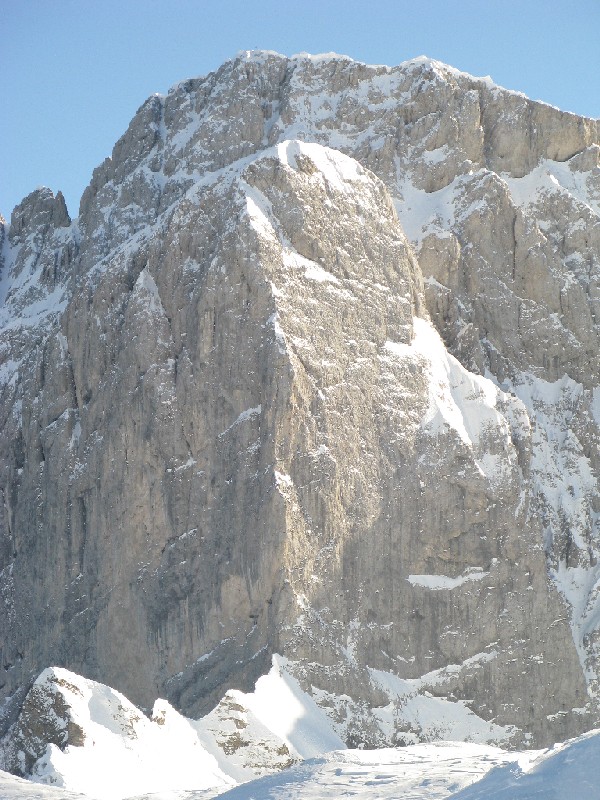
[0,52,599,749]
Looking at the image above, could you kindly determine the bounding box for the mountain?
[0,50,599,763]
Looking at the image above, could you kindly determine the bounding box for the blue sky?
[1,0,599,220]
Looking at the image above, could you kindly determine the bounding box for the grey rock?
[0,52,599,752]
[0,669,85,777]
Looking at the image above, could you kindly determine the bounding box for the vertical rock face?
[0,52,599,749]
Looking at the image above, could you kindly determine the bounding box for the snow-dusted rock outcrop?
[0,667,236,798]
[0,661,335,798]
[0,51,599,754]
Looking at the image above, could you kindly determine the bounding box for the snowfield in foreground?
[207,731,600,799]
[3,664,600,799]
[2,732,600,799]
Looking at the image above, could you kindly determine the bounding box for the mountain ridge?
[0,51,599,762]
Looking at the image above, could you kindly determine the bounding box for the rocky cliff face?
[0,51,599,750]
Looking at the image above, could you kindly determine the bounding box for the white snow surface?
[275,140,369,194]
[20,668,235,800]
[183,729,600,800]
[232,656,345,759]
[503,156,600,218]
[367,665,513,745]
[8,660,344,799]
[408,569,490,590]
[7,659,528,799]
[7,722,600,800]
[385,317,512,466]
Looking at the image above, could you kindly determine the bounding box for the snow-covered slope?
[185,729,600,800]
[0,668,234,799]
[4,664,600,800]
[5,730,599,800]
[0,660,341,798]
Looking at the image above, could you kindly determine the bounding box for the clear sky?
[1,0,599,221]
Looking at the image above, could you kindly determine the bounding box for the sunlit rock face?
[0,51,599,749]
